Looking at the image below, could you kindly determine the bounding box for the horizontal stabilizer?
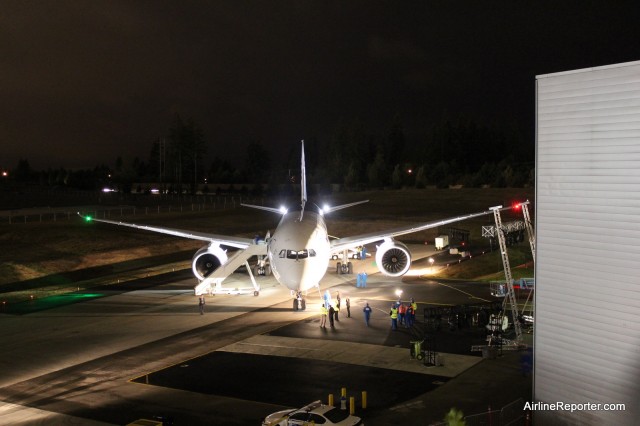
[241,204,288,215]
[321,200,369,214]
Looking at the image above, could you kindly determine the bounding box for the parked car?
[262,400,362,425]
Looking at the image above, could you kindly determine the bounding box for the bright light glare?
[429,257,434,265]
[323,204,330,213]
[150,188,160,194]
[405,267,435,277]
[395,289,403,297]
[279,206,288,214]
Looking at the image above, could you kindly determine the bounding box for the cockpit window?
[279,249,317,260]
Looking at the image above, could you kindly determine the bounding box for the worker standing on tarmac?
[328,305,336,328]
[405,303,413,328]
[363,303,372,326]
[320,304,328,328]
[198,296,205,315]
[335,297,341,322]
[346,297,351,318]
[398,302,406,326]
[411,298,418,326]
[389,304,398,330]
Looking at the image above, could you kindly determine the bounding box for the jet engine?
[192,244,228,280]
[375,239,412,277]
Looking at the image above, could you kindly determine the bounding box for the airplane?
[80,141,508,310]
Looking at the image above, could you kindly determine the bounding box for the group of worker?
[320,291,352,328]
[389,298,417,330]
[319,293,418,330]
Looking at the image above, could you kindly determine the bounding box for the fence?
[0,195,268,225]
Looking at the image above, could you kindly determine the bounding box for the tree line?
[4,114,534,194]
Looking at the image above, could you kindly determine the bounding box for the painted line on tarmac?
[427,281,491,303]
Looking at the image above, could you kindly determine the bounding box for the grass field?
[1,187,534,301]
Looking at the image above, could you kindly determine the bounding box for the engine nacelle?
[192,244,228,280]
[375,240,412,277]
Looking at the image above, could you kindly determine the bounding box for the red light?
[512,202,521,210]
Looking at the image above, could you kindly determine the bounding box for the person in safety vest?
[405,303,413,328]
[320,303,328,328]
[398,303,406,326]
[389,304,398,330]
[411,298,418,325]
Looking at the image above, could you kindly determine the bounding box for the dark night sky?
[2,1,640,170]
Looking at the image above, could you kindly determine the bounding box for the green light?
[85,216,92,222]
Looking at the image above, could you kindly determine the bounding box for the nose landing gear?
[292,291,306,311]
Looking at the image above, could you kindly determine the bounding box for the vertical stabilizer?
[300,140,307,220]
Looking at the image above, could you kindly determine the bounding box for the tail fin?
[242,140,310,220]
[300,140,307,221]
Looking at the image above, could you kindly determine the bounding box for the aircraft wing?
[330,208,505,252]
[79,215,254,249]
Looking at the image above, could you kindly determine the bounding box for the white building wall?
[535,61,640,425]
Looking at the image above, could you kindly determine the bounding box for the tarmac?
[0,244,533,425]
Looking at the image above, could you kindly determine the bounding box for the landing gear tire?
[292,297,305,311]
[336,262,342,275]
[347,262,353,274]
[253,291,259,296]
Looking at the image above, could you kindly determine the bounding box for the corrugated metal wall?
[535,61,640,425]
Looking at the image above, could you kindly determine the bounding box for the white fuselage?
[267,211,330,292]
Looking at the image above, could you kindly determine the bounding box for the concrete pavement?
[0,244,532,425]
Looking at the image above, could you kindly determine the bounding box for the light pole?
[395,289,403,304]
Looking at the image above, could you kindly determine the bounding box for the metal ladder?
[521,200,535,262]
[490,206,522,342]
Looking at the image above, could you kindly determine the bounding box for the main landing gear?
[336,261,353,275]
